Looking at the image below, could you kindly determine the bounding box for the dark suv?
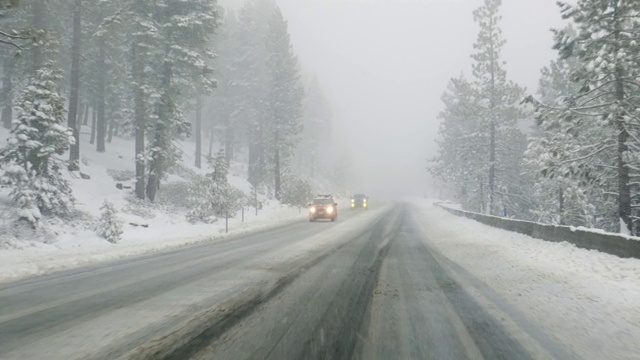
[351,194,369,209]
[309,195,338,222]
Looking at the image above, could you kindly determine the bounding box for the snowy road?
[1,202,637,359]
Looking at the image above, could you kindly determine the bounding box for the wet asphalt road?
[0,203,571,360]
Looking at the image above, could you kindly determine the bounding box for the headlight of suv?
[310,207,316,213]
[326,206,334,214]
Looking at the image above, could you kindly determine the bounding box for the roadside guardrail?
[434,203,640,260]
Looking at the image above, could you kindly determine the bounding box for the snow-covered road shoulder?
[412,200,640,360]
[0,204,305,284]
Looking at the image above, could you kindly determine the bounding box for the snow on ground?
[0,203,304,284]
[0,124,310,284]
[413,200,640,360]
[433,199,463,210]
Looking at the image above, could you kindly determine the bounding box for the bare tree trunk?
[146,59,172,202]
[32,0,45,74]
[487,17,497,216]
[67,0,82,163]
[90,106,96,144]
[489,120,496,214]
[558,186,565,226]
[208,126,214,159]
[1,56,14,129]
[195,94,202,169]
[133,32,145,200]
[96,36,106,153]
[248,121,264,187]
[82,103,89,125]
[612,3,632,235]
[616,68,631,234]
[479,177,485,214]
[274,130,281,200]
[224,114,234,164]
[77,101,85,128]
[107,112,115,143]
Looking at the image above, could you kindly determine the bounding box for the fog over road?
[1,203,575,360]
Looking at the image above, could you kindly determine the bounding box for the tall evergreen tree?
[145,0,218,202]
[0,63,74,225]
[296,77,332,179]
[526,57,597,227]
[186,149,243,223]
[429,75,488,212]
[207,8,243,164]
[264,7,303,199]
[471,0,526,215]
[66,0,81,164]
[528,0,640,234]
[237,0,273,188]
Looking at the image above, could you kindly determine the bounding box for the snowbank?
[413,201,640,360]
[0,203,304,284]
[0,124,311,284]
[434,201,640,259]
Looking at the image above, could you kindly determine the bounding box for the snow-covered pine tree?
[280,167,313,208]
[66,0,82,163]
[1,0,55,128]
[429,75,488,212]
[0,0,18,11]
[526,57,597,227]
[210,149,244,217]
[264,7,304,200]
[186,174,217,224]
[0,3,31,129]
[237,0,274,188]
[528,0,640,234]
[470,0,527,215]
[96,200,123,243]
[186,150,243,223]
[207,8,244,164]
[145,0,218,202]
[128,0,154,200]
[295,77,333,179]
[0,63,74,225]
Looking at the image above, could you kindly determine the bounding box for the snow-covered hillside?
[0,124,305,283]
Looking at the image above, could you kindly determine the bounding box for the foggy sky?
[222,0,565,198]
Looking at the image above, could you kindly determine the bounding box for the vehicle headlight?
[351,199,355,202]
[326,206,334,214]
[363,198,367,203]
[310,207,316,213]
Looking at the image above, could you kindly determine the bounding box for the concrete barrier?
[434,203,640,259]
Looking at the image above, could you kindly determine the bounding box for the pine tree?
[528,0,640,234]
[1,2,47,128]
[471,0,526,215]
[429,75,488,212]
[186,150,243,223]
[96,200,122,244]
[1,50,17,130]
[280,168,313,207]
[296,77,332,178]
[264,7,304,200]
[237,0,274,188]
[145,0,218,202]
[0,0,18,11]
[526,57,597,227]
[0,63,74,225]
[207,8,244,165]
